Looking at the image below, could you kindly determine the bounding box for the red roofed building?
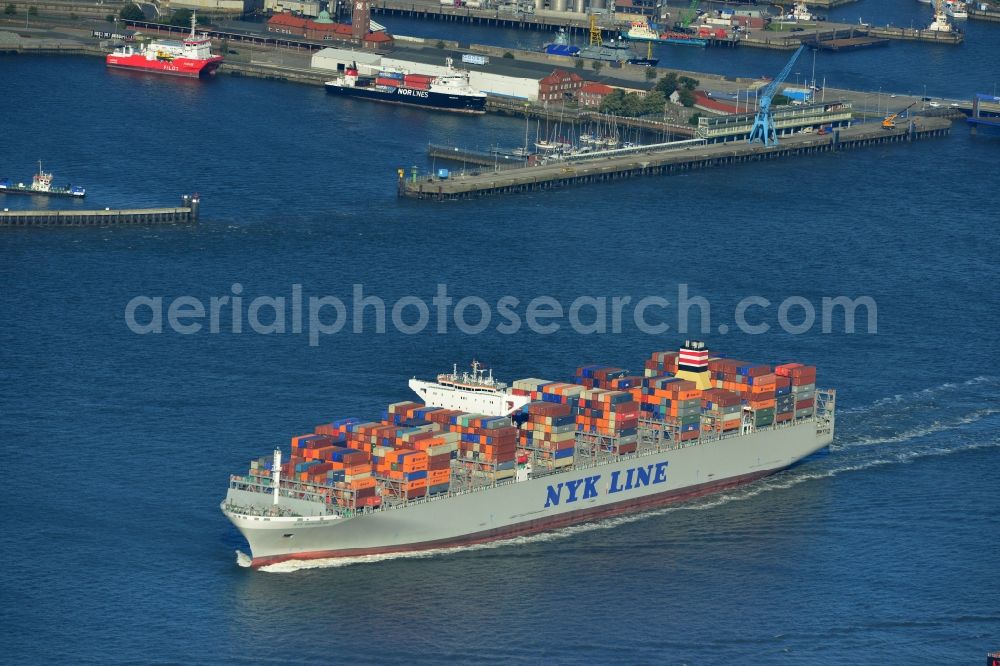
[266,12,394,49]
[267,13,309,36]
[579,82,614,108]
[362,31,394,49]
[304,21,354,40]
[538,69,585,103]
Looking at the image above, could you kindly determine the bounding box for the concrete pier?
[400,117,951,200]
[0,195,200,227]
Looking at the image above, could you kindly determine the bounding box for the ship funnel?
[675,340,712,389]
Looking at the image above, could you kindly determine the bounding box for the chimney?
[675,340,712,390]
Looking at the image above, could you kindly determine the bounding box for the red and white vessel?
[106,12,223,78]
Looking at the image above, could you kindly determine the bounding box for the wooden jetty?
[808,35,890,51]
[400,117,951,200]
[0,195,200,227]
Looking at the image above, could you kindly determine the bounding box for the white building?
[311,47,383,72]
[264,0,321,17]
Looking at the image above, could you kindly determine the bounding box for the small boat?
[627,41,660,67]
[945,0,968,18]
[542,28,580,56]
[534,139,573,152]
[622,20,708,47]
[0,161,86,198]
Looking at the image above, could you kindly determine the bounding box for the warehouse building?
[696,101,854,143]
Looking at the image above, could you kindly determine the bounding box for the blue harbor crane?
[748,44,808,146]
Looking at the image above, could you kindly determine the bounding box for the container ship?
[325,59,487,114]
[222,341,836,568]
[0,162,85,198]
[105,12,223,78]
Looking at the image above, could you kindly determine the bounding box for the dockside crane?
[747,44,807,146]
[680,0,701,28]
[882,102,916,129]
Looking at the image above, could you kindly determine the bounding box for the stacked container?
[374,448,429,499]
[404,431,458,494]
[775,375,794,423]
[286,432,380,508]
[629,376,702,442]
[448,414,518,473]
[519,401,577,468]
[574,365,629,389]
[402,73,434,91]
[701,388,743,432]
[775,364,817,419]
[709,359,777,427]
[643,351,679,377]
[375,70,404,87]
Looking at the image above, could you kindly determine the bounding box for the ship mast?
[190,10,197,38]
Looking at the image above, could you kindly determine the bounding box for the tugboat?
[0,162,86,198]
[106,11,223,78]
[578,15,657,64]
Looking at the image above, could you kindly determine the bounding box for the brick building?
[578,82,615,108]
[538,69,585,103]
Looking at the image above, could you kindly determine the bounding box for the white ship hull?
[223,417,833,568]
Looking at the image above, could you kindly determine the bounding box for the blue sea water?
[2,6,999,662]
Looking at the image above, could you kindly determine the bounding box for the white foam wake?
[834,407,1000,449]
[836,375,997,416]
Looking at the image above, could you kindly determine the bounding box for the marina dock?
[400,117,951,200]
[0,195,200,227]
[865,25,964,44]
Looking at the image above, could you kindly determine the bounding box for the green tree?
[105,13,116,21]
[119,3,145,21]
[4,3,15,15]
[574,59,584,70]
[640,90,666,115]
[591,60,603,74]
[502,51,514,59]
[644,67,657,81]
[599,89,627,115]
[654,72,679,97]
[167,8,193,26]
[166,8,208,26]
[678,88,695,107]
[771,93,791,106]
[678,75,699,91]
[688,112,703,126]
[435,40,445,49]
